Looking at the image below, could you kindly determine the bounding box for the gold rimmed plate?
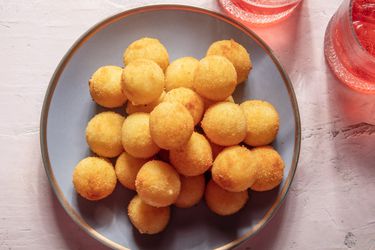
[40,5,301,250]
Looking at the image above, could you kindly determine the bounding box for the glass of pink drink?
[218,0,302,26]
[324,0,375,94]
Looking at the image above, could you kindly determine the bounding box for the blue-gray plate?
[40,5,301,250]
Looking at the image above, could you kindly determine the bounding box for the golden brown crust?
[164,87,204,125]
[193,55,237,101]
[212,146,258,192]
[135,160,181,207]
[201,102,247,146]
[169,132,213,176]
[121,113,160,158]
[122,59,164,105]
[128,195,170,234]
[205,180,248,216]
[175,175,205,208]
[73,157,117,201]
[85,112,124,158]
[89,65,127,108]
[207,39,252,84]
[149,102,194,150]
[240,100,280,146]
[165,57,199,91]
[115,152,148,190]
[250,146,285,191]
[123,37,169,71]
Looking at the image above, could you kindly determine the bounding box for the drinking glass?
[324,0,375,94]
[218,0,303,26]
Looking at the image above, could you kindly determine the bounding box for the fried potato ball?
[201,102,247,146]
[88,65,127,108]
[175,175,205,208]
[206,39,252,84]
[170,132,213,176]
[123,37,169,71]
[86,112,124,158]
[128,195,170,234]
[73,157,116,201]
[150,102,194,150]
[126,91,165,114]
[135,160,181,207]
[250,146,285,192]
[115,152,148,190]
[122,113,160,159]
[193,55,237,101]
[212,146,258,192]
[165,57,199,91]
[240,100,280,146]
[122,59,164,105]
[164,87,204,125]
[205,180,248,216]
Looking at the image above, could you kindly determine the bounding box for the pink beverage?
[218,0,302,26]
[352,0,375,56]
[324,0,375,94]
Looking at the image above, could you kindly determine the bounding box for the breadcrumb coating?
[85,112,124,158]
[170,132,213,176]
[128,195,170,234]
[123,37,169,71]
[212,146,258,192]
[135,160,181,207]
[194,55,237,101]
[73,157,116,201]
[205,180,248,216]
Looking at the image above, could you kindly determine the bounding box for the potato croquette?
[73,157,117,201]
[150,102,194,150]
[170,132,213,176]
[193,55,237,101]
[206,39,252,84]
[128,195,170,234]
[86,112,124,158]
[212,146,258,192]
[89,66,127,108]
[165,57,199,91]
[240,100,280,146]
[123,37,169,71]
[135,160,181,207]
[251,146,285,192]
[175,175,205,208]
[122,59,164,105]
[201,102,247,146]
[126,91,165,114]
[115,152,148,190]
[205,180,248,216]
[164,87,204,125]
[122,113,160,159]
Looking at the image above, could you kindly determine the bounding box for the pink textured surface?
[0,0,374,249]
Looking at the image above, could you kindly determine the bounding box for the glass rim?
[241,0,302,8]
[348,0,375,60]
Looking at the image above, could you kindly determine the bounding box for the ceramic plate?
[40,5,301,250]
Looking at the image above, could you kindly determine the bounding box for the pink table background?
[0,0,374,249]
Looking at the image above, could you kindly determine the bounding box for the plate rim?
[40,4,301,250]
